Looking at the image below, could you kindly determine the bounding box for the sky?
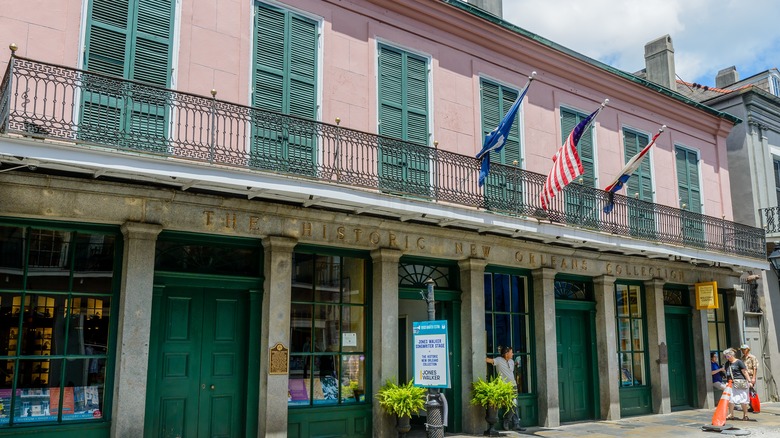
[502,0,780,86]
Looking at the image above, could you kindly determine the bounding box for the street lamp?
[769,242,780,273]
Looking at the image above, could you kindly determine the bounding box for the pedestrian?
[740,343,759,413]
[723,348,752,421]
[710,352,726,390]
[486,346,525,431]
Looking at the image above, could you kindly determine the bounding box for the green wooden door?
[146,287,248,438]
[377,45,431,197]
[480,80,522,211]
[556,308,594,422]
[250,2,318,175]
[560,109,597,226]
[665,311,694,409]
[675,146,704,246]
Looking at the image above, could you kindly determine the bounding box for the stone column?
[644,278,670,414]
[532,268,559,427]
[458,258,488,434]
[690,285,713,409]
[593,275,620,420]
[111,222,162,438]
[258,236,297,437]
[371,248,402,438]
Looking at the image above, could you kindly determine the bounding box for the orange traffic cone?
[712,381,733,426]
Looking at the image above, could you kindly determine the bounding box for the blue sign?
[412,320,450,388]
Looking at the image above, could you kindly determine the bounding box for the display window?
[0,223,118,427]
[615,283,648,387]
[288,252,368,407]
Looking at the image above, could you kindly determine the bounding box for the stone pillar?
[644,278,670,414]
[258,236,297,437]
[111,222,162,438]
[593,275,620,420]
[458,258,488,433]
[532,268,559,427]
[690,285,713,409]
[371,248,402,438]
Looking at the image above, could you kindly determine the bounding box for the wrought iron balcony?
[0,55,767,259]
[759,206,780,235]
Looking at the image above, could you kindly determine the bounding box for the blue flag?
[477,73,535,187]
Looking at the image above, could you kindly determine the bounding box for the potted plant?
[376,379,427,437]
[471,376,517,436]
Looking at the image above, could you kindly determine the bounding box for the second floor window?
[773,158,780,207]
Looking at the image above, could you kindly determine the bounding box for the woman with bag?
[723,348,753,421]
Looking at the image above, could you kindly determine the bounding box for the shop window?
[0,223,118,427]
[288,252,368,407]
[484,271,533,393]
[707,289,730,355]
[615,283,648,387]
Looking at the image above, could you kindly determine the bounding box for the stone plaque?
[269,343,289,375]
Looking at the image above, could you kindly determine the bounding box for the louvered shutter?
[624,129,652,202]
[561,108,597,224]
[675,146,701,213]
[132,0,174,86]
[481,79,522,210]
[377,46,405,185]
[85,0,130,77]
[404,53,429,189]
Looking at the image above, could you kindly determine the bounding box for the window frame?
[614,281,650,388]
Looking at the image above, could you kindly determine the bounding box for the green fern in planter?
[470,376,516,411]
[376,380,427,418]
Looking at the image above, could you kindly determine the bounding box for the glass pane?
[494,274,510,312]
[512,315,522,353]
[288,366,311,406]
[314,304,340,354]
[20,294,66,357]
[314,256,340,303]
[617,318,630,352]
[632,352,646,385]
[62,358,104,420]
[341,258,364,304]
[339,354,366,403]
[13,359,63,423]
[511,276,526,313]
[631,319,644,351]
[483,274,493,312]
[708,323,719,352]
[0,359,15,388]
[68,296,111,355]
[0,226,24,289]
[717,324,726,351]
[714,302,724,321]
[517,354,531,393]
[0,294,22,355]
[706,309,716,323]
[485,313,493,353]
[615,285,628,317]
[26,230,71,292]
[290,303,312,353]
[292,253,314,301]
[494,314,510,351]
[313,375,339,405]
[629,286,642,317]
[73,233,115,293]
[154,241,260,276]
[619,353,633,386]
[340,306,364,352]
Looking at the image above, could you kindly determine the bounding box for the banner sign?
[413,320,450,388]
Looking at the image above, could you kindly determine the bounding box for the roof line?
[439,0,741,125]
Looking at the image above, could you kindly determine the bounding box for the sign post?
[414,278,447,438]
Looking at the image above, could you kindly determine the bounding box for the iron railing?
[0,55,767,259]
[759,206,780,235]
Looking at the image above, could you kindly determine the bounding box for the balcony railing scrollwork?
[0,55,767,259]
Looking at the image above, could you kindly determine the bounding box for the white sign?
[413,320,450,388]
[342,332,357,347]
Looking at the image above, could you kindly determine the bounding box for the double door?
[146,286,249,438]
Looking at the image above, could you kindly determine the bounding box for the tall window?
[81,0,175,150]
[675,146,704,246]
[773,158,780,207]
[377,43,430,196]
[0,224,119,427]
[288,252,368,406]
[560,107,597,225]
[707,290,730,355]
[770,75,780,97]
[484,271,532,393]
[481,79,522,210]
[251,2,318,174]
[623,128,656,238]
[615,283,648,387]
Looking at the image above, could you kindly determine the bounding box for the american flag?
[540,102,607,210]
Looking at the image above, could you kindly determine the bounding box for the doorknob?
[210,384,216,390]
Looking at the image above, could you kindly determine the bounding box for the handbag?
[749,387,761,413]
[733,379,749,389]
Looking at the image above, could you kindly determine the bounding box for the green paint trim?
[439,0,740,125]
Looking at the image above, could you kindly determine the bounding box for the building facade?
[0,1,769,437]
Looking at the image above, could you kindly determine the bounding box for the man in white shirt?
[486,346,525,431]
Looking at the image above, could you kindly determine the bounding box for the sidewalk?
[407,402,780,437]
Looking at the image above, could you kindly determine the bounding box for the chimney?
[468,0,503,18]
[715,66,739,89]
[644,35,676,91]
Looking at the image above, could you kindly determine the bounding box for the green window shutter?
[289,15,318,119]
[85,0,130,77]
[480,79,520,165]
[132,0,174,86]
[560,108,594,187]
[405,54,429,145]
[675,146,701,213]
[623,129,652,202]
[378,44,429,145]
[378,45,404,140]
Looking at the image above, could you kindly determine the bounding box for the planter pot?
[396,414,411,437]
[483,406,500,437]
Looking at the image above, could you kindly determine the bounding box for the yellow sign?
[695,281,719,309]
[269,343,289,375]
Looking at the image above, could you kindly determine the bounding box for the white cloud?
[502,0,780,85]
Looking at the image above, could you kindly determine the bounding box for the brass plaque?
[269,343,289,375]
